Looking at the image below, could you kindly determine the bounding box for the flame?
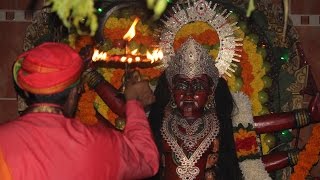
[120,56,127,62]
[92,49,107,61]
[146,51,153,63]
[131,49,138,55]
[91,25,164,64]
[123,18,139,41]
[146,49,163,63]
[135,57,141,62]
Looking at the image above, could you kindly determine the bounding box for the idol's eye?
[174,82,189,90]
[192,81,206,91]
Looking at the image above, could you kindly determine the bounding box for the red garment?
[0,100,159,180]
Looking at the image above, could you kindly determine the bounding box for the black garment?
[147,72,243,180]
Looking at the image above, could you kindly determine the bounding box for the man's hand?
[124,70,155,107]
[81,67,105,89]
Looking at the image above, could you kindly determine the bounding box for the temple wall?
[0,0,43,122]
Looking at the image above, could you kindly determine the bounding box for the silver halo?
[159,0,243,77]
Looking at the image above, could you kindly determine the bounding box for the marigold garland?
[74,35,94,52]
[100,68,123,125]
[173,29,219,51]
[239,50,254,96]
[290,124,320,180]
[94,68,117,125]
[175,21,212,38]
[243,37,265,115]
[76,85,98,125]
[227,73,237,94]
[105,17,153,36]
[163,21,220,51]
[225,26,267,116]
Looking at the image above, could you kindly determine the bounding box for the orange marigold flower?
[290,124,320,180]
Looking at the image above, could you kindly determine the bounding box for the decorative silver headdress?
[166,38,219,87]
[159,0,243,83]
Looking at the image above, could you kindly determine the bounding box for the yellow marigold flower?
[110,18,119,28]
[175,21,212,39]
[95,96,116,125]
[107,48,125,55]
[209,49,219,60]
[251,97,262,116]
[226,74,237,92]
[234,28,245,39]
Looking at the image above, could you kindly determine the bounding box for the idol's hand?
[308,92,320,123]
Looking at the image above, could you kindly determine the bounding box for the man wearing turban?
[0,42,159,180]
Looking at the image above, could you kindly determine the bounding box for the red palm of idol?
[172,74,213,121]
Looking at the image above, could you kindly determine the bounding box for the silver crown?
[159,0,243,77]
[166,38,219,88]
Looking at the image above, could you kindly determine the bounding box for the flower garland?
[105,17,153,36]
[243,37,266,115]
[173,21,219,52]
[226,27,266,116]
[239,50,254,96]
[93,67,118,125]
[234,125,259,159]
[290,124,320,179]
[76,85,98,125]
[232,92,271,180]
[74,35,94,52]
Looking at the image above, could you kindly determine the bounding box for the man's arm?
[82,68,126,118]
[117,100,159,179]
[91,80,159,179]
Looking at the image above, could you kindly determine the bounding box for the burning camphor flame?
[146,49,164,63]
[123,18,139,41]
[92,17,163,63]
[92,49,107,62]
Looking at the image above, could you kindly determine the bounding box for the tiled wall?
[0,1,43,123]
[290,0,320,90]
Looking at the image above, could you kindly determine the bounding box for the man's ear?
[63,85,81,118]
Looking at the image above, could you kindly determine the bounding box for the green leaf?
[46,0,98,36]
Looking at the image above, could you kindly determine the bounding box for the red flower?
[235,136,258,152]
